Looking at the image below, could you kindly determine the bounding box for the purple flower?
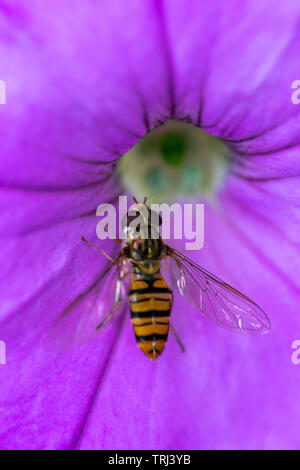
[1,0,300,450]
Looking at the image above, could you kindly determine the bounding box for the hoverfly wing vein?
[165,246,270,334]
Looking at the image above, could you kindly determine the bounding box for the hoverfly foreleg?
[81,236,113,261]
[95,270,130,331]
[95,299,122,331]
[119,270,131,281]
[169,322,185,353]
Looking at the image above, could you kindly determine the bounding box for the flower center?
[117,120,229,202]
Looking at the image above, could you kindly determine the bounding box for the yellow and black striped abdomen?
[129,272,172,361]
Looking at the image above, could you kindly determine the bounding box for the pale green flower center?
[117,120,229,203]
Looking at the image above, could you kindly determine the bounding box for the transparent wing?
[47,254,131,350]
[163,247,271,334]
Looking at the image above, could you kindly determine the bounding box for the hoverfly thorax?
[129,237,163,275]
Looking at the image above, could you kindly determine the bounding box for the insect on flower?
[66,196,271,362]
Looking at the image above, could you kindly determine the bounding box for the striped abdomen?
[129,271,172,361]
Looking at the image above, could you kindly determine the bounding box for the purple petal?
[0,0,300,450]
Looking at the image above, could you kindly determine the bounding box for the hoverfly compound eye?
[149,210,162,227]
[121,204,150,234]
[121,209,145,235]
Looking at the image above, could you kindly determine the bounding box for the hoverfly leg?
[95,271,130,330]
[81,236,113,261]
[113,238,123,244]
[169,322,185,353]
[95,299,122,331]
[119,271,131,281]
[169,287,185,353]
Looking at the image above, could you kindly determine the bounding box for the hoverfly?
[54,197,270,361]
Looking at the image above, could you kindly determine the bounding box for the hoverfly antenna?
[144,195,155,208]
[133,196,139,204]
